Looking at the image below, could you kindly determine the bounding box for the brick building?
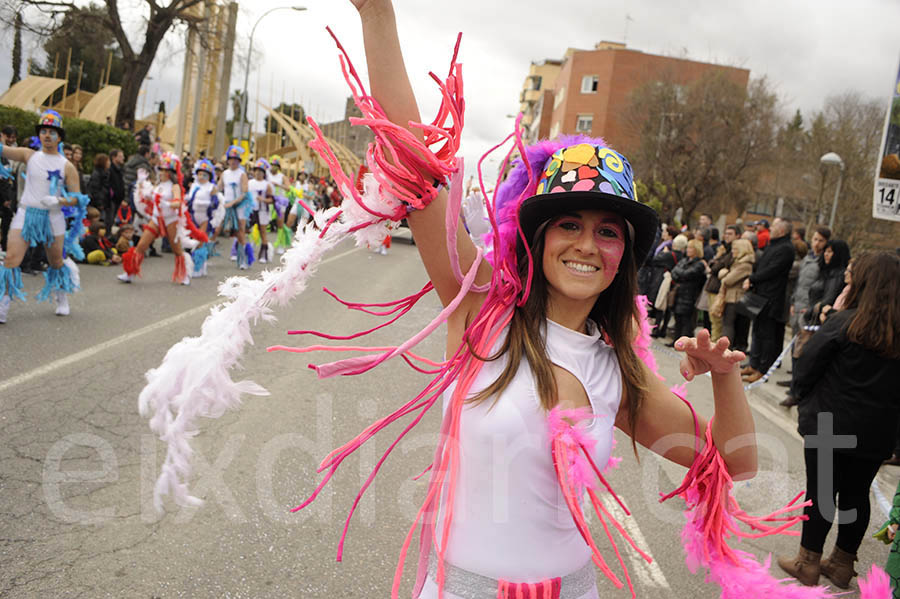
[524,42,749,151]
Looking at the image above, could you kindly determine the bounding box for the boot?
[777,546,822,586]
[54,290,70,316]
[819,546,857,589]
[741,365,755,375]
[779,393,799,408]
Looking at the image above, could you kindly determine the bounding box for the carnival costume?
[0,110,84,319]
[221,145,254,269]
[119,153,206,285]
[248,159,273,264]
[267,155,293,254]
[186,159,221,277]
[137,30,892,599]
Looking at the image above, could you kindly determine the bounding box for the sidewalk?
[747,350,900,521]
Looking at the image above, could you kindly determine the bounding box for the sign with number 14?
[873,54,900,222]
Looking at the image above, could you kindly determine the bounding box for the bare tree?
[2,0,204,129]
[625,72,779,225]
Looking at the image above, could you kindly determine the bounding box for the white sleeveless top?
[21,151,69,210]
[188,181,216,221]
[267,171,284,187]
[248,179,269,211]
[221,167,244,204]
[438,318,622,582]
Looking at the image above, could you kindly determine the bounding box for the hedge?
[0,104,138,174]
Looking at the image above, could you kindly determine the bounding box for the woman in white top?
[218,146,253,269]
[266,156,292,255]
[345,2,757,597]
[185,159,219,277]
[118,153,193,285]
[0,110,82,322]
[248,160,274,264]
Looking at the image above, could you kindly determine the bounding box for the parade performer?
[286,172,312,231]
[185,158,220,277]
[267,155,292,255]
[218,145,253,269]
[248,158,274,264]
[137,2,892,597]
[0,110,82,322]
[118,153,195,285]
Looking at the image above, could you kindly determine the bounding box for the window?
[581,75,599,94]
[530,75,543,91]
[575,115,593,133]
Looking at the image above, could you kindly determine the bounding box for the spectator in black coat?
[87,153,110,212]
[742,217,795,382]
[108,148,126,231]
[807,239,851,322]
[778,252,900,588]
[669,239,707,345]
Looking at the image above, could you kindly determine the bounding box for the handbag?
[654,272,672,311]
[695,289,710,312]
[735,292,768,319]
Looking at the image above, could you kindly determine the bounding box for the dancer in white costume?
[0,110,82,322]
[185,158,220,277]
[218,146,253,269]
[118,153,195,285]
[248,159,274,264]
[267,155,292,255]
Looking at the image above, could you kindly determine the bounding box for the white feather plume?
[140,198,386,509]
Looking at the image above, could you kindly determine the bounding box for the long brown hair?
[843,251,900,359]
[468,222,649,449]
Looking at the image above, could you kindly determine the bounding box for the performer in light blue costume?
[0,110,82,323]
[217,145,254,269]
[186,158,220,277]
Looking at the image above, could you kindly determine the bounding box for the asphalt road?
[0,237,894,598]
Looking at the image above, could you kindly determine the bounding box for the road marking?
[601,496,671,589]
[0,247,361,393]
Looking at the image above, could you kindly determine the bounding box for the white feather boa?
[140,175,404,510]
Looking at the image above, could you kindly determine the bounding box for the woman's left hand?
[674,329,745,380]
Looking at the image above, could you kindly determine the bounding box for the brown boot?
[741,365,755,375]
[779,394,799,407]
[777,546,822,586]
[819,546,858,589]
[742,369,764,383]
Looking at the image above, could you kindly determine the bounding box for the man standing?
[778,225,830,406]
[741,217,794,382]
[108,148,126,230]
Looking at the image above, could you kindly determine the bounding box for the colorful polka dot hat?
[518,142,659,263]
[269,154,282,167]
[35,110,65,140]
[253,158,270,172]
[194,158,215,178]
[158,152,180,172]
[225,145,244,161]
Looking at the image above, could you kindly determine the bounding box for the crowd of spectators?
[0,122,345,270]
[638,213,854,395]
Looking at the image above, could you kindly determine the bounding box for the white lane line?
[0,247,361,393]
[601,496,671,589]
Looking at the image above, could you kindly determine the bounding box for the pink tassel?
[858,564,893,599]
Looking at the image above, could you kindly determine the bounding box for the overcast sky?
[2,0,899,178]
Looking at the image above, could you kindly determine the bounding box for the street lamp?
[820,151,844,229]
[237,6,307,150]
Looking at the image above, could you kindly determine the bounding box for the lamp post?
[820,151,844,229]
[237,6,306,150]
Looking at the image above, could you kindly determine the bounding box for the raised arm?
[1,145,34,164]
[351,0,491,315]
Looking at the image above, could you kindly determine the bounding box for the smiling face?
[254,168,266,180]
[541,208,626,314]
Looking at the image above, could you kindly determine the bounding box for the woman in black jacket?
[778,251,900,588]
[669,238,707,344]
[87,153,111,213]
[806,239,850,323]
